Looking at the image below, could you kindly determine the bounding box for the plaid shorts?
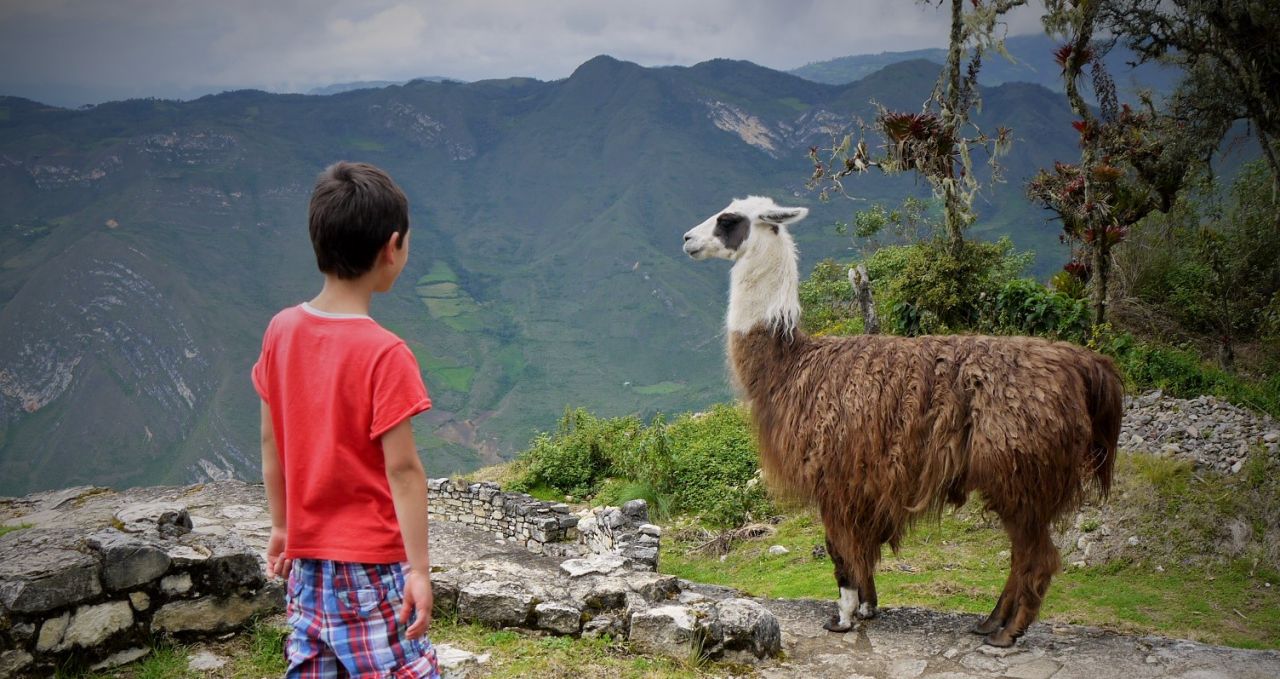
[285,559,441,678]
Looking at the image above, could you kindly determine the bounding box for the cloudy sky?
[0,0,1046,107]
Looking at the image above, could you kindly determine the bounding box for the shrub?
[509,408,641,497]
[980,278,1090,343]
[509,404,772,527]
[798,259,862,335]
[882,237,1030,335]
[1092,328,1280,417]
[663,404,772,527]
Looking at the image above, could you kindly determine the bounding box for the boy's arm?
[382,418,432,638]
[260,400,290,578]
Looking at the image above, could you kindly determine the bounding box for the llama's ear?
[759,207,809,226]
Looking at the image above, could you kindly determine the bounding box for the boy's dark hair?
[308,161,409,279]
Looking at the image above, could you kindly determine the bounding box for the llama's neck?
[726,229,801,336]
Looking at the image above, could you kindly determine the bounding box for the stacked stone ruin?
[426,479,661,571]
[1,479,776,677]
[0,484,283,677]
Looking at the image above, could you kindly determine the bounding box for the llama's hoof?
[855,603,878,620]
[971,618,1002,635]
[982,630,1018,648]
[822,615,853,633]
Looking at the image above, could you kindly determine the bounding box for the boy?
[253,161,440,678]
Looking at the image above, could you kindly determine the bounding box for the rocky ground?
[7,391,1280,678]
[149,519,1280,678]
[1120,391,1279,474]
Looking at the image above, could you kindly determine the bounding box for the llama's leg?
[972,580,1016,635]
[822,536,858,633]
[972,520,1021,635]
[854,541,879,620]
[985,524,1058,648]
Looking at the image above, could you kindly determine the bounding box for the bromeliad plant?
[1030,0,1195,327]
[807,0,1023,258]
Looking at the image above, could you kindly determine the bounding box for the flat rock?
[560,554,627,578]
[435,643,490,679]
[187,650,228,671]
[88,647,149,671]
[0,528,102,613]
[151,585,282,634]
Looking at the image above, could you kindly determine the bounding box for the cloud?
[0,0,1048,105]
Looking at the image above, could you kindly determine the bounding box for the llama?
[682,196,1122,647]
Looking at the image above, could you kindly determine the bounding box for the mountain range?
[0,55,1085,496]
[789,33,1180,100]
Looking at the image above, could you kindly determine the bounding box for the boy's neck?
[310,275,377,316]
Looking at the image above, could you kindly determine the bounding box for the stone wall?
[427,479,661,571]
[0,480,676,677]
[0,484,282,677]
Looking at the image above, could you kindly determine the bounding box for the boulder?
[535,601,582,635]
[703,598,781,660]
[627,605,697,657]
[457,580,534,627]
[88,530,171,591]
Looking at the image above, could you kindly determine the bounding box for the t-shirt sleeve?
[369,342,432,440]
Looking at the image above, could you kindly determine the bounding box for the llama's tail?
[1084,354,1124,499]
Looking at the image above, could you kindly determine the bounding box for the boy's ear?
[383,231,403,261]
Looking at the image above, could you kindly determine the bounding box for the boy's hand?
[266,527,291,579]
[400,570,433,639]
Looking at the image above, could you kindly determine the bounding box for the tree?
[1097,0,1280,186]
[1032,0,1195,327]
[1115,161,1280,368]
[808,0,1025,257]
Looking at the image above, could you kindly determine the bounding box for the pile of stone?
[1121,390,1279,473]
[433,552,780,663]
[0,483,282,677]
[427,479,661,571]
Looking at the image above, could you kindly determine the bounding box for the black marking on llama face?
[714,212,749,250]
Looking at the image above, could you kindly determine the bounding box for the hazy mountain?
[0,56,1080,495]
[790,33,1180,100]
[306,78,460,96]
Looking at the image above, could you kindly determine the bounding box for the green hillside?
[0,57,1081,495]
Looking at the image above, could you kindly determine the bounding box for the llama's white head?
[682,196,809,261]
[683,196,810,334]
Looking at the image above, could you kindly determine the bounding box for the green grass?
[661,451,1280,650]
[0,523,31,538]
[417,261,459,285]
[415,281,460,298]
[631,381,686,396]
[776,97,810,113]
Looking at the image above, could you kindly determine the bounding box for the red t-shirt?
[252,303,431,563]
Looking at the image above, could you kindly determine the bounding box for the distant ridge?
[305,77,460,96]
[789,33,1179,99]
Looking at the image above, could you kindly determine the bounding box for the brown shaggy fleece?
[730,324,1123,645]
